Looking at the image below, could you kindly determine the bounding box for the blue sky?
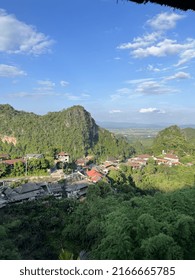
[0,0,195,125]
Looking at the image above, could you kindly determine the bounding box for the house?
[57,152,70,163]
[76,158,88,167]
[155,157,169,165]
[2,158,25,168]
[0,154,10,161]
[0,198,7,209]
[86,169,104,183]
[164,154,179,163]
[3,182,45,203]
[128,162,142,170]
[133,154,153,161]
[128,158,147,168]
[25,154,44,160]
[106,157,120,164]
[65,181,89,198]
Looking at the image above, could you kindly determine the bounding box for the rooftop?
[128,0,195,12]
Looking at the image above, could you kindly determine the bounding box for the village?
[0,150,193,209]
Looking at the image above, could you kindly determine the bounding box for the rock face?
[1,135,17,145]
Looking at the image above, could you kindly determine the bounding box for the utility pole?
[25,158,28,176]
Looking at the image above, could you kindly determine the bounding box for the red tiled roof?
[136,154,152,158]
[2,158,25,165]
[86,169,103,178]
[0,154,9,158]
[91,175,102,183]
[86,169,104,182]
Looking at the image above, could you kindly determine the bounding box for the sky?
[0,0,195,125]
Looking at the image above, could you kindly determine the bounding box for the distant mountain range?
[98,121,195,130]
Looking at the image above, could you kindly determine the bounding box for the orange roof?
[86,169,103,178]
[2,158,25,165]
[136,154,152,158]
[86,169,104,183]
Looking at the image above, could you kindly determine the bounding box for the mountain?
[0,104,134,159]
[152,125,189,156]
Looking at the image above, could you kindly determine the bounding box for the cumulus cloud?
[139,108,166,114]
[118,32,161,50]
[117,12,195,66]
[0,9,54,55]
[132,39,186,58]
[0,64,26,77]
[135,38,195,60]
[147,12,184,31]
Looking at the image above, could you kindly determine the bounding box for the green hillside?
[152,125,189,156]
[0,104,134,159]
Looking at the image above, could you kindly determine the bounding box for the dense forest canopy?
[0,185,195,260]
[0,104,134,160]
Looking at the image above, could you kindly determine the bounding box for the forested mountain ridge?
[0,104,133,159]
[152,125,195,156]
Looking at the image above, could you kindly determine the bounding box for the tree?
[12,162,25,176]
[0,163,9,177]
[141,233,183,260]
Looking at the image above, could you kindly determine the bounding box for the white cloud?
[126,78,153,84]
[0,9,54,55]
[60,80,69,87]
[165,71,191,81]
[37,80,55,87]
[109,109,122,114]
[176,45,195,66]
[117,32,160,50]
[135,80,178,95]
[0,64,26,77]
[147,12,184,31]
[81,93,90,98]
[147,64,160,72]
[63,93,90,101]
[8,91,61,98]
[139,108,166,114]
[36,80,55,91]
[114,57,121,60]
[132,39,185,58]
[117,12,195,66]
[110,87,132,101]
[116,87,131,94]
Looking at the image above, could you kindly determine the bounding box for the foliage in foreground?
[0,184,195,260]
